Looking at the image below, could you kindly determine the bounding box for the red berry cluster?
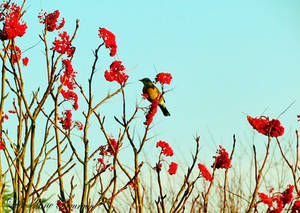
[247,115,284,137]
[0,3,27,40]
[38,10,65,32]
[98,28,117,57]
[104,60,128,84]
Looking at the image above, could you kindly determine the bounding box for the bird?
[139,78,170,116]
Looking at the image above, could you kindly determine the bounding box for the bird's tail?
[159,105,170,116]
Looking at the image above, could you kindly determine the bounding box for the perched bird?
[139,78,170,116]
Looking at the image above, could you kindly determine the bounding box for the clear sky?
[10,0,300,172]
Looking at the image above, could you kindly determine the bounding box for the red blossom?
[258,192,273,207]
[1,112,8,123]
[74,121,83,130]
[107,138,118,155]
[99,145,108,156]
[271,197,283,213]
[11,45,21,63]
[4,45,21,63]
[129,182,135,188]
[38,10,65,32]
[280,184,294,206]
[51,31,75,57]
[57,200,66,213]
[60,59,76,89]
[156,140,174,157]
[8,110,16,114]
[162,146,174,157]
[297,115,300,122]
[61,89,78,110]
[22,57,28,66]
[156,141,169,149]
[0,3,27,40]
[144,99,158,125]
[247,115,284,137]
[96,157,107,170]
[104,61,128,84]
[155,73,173,84]
[57,199,72,213]
[59,110,72,130]
[292,201,300,213]
[213,145,231,169]
[259,186,294,212]
[98,28,117,56]
[198,163,212,181]
[0,140,5,150]
[60,59,78,110]
[168,162,178,175]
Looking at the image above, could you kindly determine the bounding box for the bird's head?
[139,78,153,86]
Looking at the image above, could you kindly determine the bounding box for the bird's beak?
[139,79,143,82]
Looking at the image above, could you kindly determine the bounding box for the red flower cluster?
[11,45,21,63]
[281,185,294,206]
[292,201,300,213]
[22,57,29,66]
[168,162,178,175]
[95,157,107,170]
[156,140,174,157]
[106,138,118,156]
[213,145,231,169]
[297,115,300,122]
[104,61,128,84]
[60,59,78,110]
[74,121,83,130]
[258,193,273,207]
[57,200,66,213]
[0,139,5,150]
[60,59,76,89]
[98,28,117,57]
[38,10,65,32]
[198,163,212,181]
[59,110,72,130]
[0,3,27,40]
[247,115,284,137]
[61,90,78,110]
[57,199,72,213]
[259,185,294,212]
[51,31,75,57]
[1,112,8,123]
[144,99,158,125]
[98,138,119,157]
[0,133,5,150]
[4,45,22,63]
[155,73,173,84]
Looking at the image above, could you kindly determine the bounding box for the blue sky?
[11,0,300,167]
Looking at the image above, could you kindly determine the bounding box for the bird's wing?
[145,85,165,104]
